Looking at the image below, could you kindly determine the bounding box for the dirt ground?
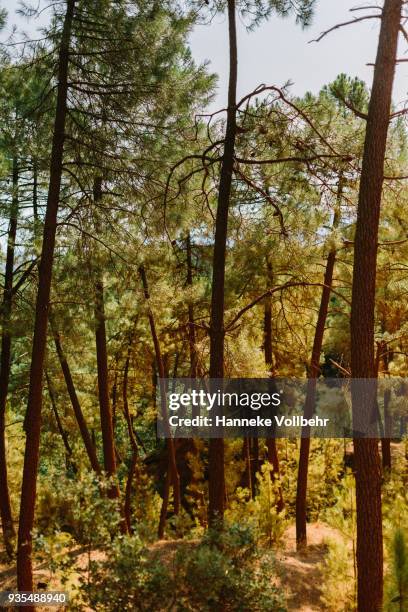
[0,523,345,611]
[277,522,347,611]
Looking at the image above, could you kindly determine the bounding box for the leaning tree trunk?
[50,315,101,473]
[138,265,180,537]
[296,187,341,550]
[17,0,76,596]
[45,372,73,460]
[350,2,402,610]
[0,156,19,557]
[208,0,238,525]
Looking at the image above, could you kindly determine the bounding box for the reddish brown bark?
[50,316,101,473]
[296,203,340,550]
[208,0,237,526]
[17,0,76,595]
[138,265,180,535]
[0,157,19,557]
[350,2,402,609]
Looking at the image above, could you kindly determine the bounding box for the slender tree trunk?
[17,0,76,595]
[94,276,119,495]
[92,176,120,500]
[122,337,138,533]
[186,232,198,379]
[50,315,100,473]
[241,437,252,492]
[296,198,341,549]
[208,0,238,525]
[124,453,137,534]
[138,265,180,534]
[158,470,171,539]
[112,369,118,432]
[263,263,284,511]
[32,158,38,229]
[378,340,392,470]
[350,2,402,609]
[250,438,259,498]
[0,157,19,558]
[45,372,73,459]
[122,337,138,456]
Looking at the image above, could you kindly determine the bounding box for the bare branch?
[225,281,350,331]
[310,15,381,44]
[233,166,287,235]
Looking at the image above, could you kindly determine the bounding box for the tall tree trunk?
[50,315,101,473]
[263,261,284,512]
[92,176,120,500]
[208,0,238,525]
[296,196,341,550]
[350,2,402,609]
[122,336,138,533]
[0,156,19,558]
[138,264,180,536]
[94,284,119,495]
[186,232,198,379]
[112,368,118,432]
[17,0,76,595]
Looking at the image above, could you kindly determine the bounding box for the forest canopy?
[0,1,408,611]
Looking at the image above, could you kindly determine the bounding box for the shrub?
[77,524,285,611]
[384,528,408,611]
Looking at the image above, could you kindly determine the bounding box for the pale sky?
[2,0,408,110]
[189,0,408,110]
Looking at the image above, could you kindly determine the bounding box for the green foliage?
[319,471,357,610]
[226,462,287,545]
[319,538,356,611]
[385,529,408,611]
[36,470,122,545]
[324,471,356,542]
[2,0,408,606]
[75,534,171,611]
[77,525,285,611]
[197,0,315,29]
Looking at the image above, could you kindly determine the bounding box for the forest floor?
[0,522,346,611]
[277,522,346,611]
[148,522,344,611]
